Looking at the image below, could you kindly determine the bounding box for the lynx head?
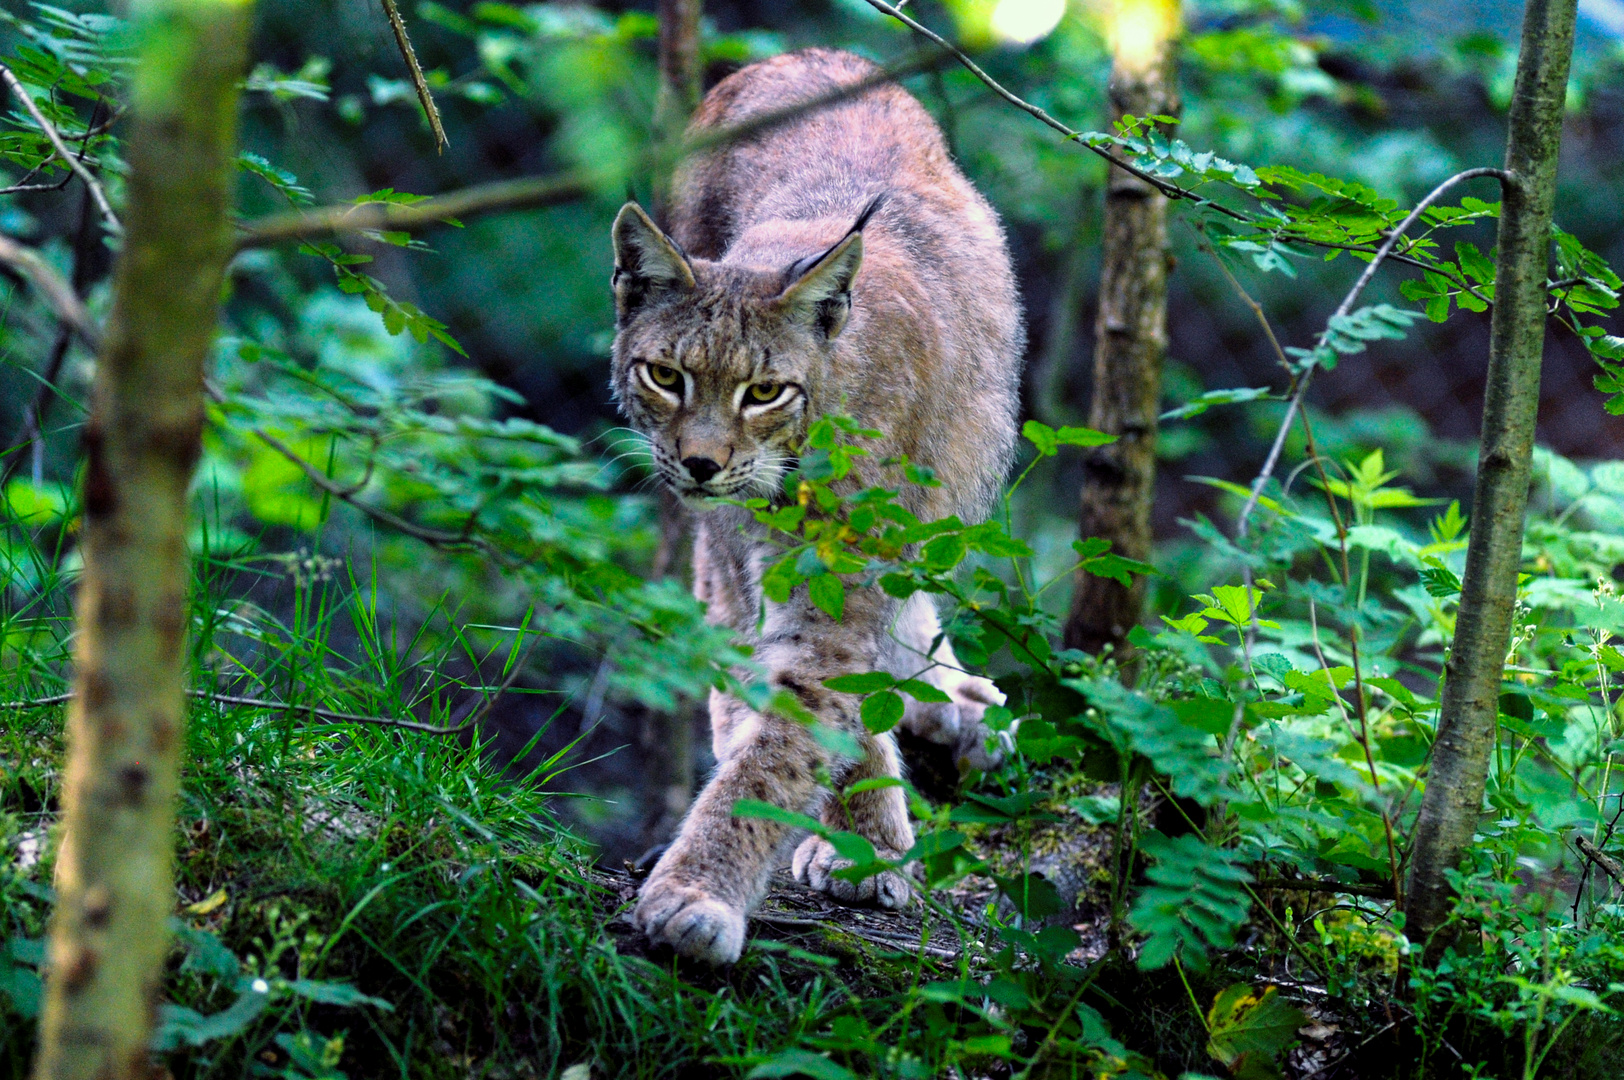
[608,200,877,504]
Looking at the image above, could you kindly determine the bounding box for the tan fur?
[611,49,1023,963]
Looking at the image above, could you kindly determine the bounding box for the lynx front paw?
[634,876,746,964]
[791,835,912,909]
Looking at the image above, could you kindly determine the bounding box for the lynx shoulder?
[609,47,1022,964]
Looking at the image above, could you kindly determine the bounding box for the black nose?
[682,456,722,484]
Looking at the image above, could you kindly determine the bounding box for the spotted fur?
[613,48,1023,964]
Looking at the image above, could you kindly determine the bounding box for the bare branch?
[0,692,73,709]
[244,421,513,560]
[379,0,448,152]
[1574,832,1624,888]
[1233,166,1508,540]
[0,681,522,737]
[0,63,121,234]
[1254,877,1396,900]
[860,0,1512,309]
[0,233,101,350]
[238,172,590,249]
[236,50,949,249]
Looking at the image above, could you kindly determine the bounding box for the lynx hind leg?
[888,595,1010,770]
[792,732,915,908]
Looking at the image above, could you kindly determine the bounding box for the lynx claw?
[634,876,746,964]
[792,835,912,909]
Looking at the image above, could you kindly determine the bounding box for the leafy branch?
[0,60,121,233]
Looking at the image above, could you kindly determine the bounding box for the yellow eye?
[647,363,681,389]
[747,382,780,403]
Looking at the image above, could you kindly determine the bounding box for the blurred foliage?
[3,0,1624,1077]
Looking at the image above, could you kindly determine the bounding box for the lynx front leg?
[634,697,825,964]
[791,731,914,908]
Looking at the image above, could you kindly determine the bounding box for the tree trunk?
[1403,0,1577,958]
[33,3,251,1076]
[1064,1,1181,656]
[653,0,702,143]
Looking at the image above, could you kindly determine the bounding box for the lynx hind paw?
[903,673,1012,771]
[633,877,746,964]
[791,834,912,909]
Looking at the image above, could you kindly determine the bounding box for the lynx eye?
[646,363,682,390]
[747,382,782,404]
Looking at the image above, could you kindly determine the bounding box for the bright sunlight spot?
[989,0,1067,45]
[1107,0,1180,73]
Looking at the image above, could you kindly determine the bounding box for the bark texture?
[33,3,251,1076]
[1064,5,1181,655]
[1403,0,1577,956]
[653,0,703,142]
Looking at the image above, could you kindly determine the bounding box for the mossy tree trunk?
[1403,0,1578,957]
[33,2,252,1076]
[1064,0,1181,656]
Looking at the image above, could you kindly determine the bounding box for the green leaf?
[860,690,905,733]
[746,1049,858,1080]
[1162,387,1273,420]
[151,981,270,1051]
[1022,420,1058,456]
[1206,985,1305,1079]
[823,672,895,694]
[1128,833,1252,971]
[921,532,967,570]
[894,678,950,703]
[732,800,821,832]
[994,872,1064,920]
[286,979,393,1011]
[1054,425,1115,447]
[808,574,845,620]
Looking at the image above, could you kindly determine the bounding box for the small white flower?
[251,978,270,994]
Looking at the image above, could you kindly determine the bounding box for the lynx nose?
[683,456,722,484]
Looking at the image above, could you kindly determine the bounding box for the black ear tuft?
[850,192,887,234]
[774,194,886,340]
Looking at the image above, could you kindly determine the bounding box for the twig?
[0,63,121,234]
[379,0,447,152]
[0,233,101,350]
[1573,833,1624,888]
[239,172,588,249]
[244,423,514,563]
[1233,166,1508,540]
[859,1,1225,208]
[751,911,961,960]
[1254,876,1396,900]
[236,49,950,249]
[0,679,519,736]
[5,178,99,489]
[0,692,73,709]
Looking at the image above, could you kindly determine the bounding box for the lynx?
[610,48,1023,964]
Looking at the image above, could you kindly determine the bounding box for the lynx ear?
[612,202,695,320]
[776,196,883,340]
[776,231,864,340]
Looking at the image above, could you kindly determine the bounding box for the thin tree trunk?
[1404,0,1577,958]
[1064,1,1181,655]
[33,3,251,1076]
[640,0,703,846]
[653,0,702,143]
